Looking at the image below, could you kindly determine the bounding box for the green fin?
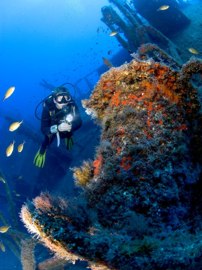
[65,137,74,150]
[33,149,46,168]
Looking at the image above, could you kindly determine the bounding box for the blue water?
[0,0,200,269]
[0,1,120,269]
[0,0,120,122]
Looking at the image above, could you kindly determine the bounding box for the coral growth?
[135,43,182,69]
[21,239,36,270]
[73,161,93,187]
[21,54,202,269]
[37,256,68,270]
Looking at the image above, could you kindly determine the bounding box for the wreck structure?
[132,0,190,37]
[101,0,190,62]
[21,47,202,269]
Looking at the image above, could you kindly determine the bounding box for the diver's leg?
[33,135,55,168]
[62,132,74,150]
[40,135,55,153]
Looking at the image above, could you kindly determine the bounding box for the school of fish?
[2,87,26,157]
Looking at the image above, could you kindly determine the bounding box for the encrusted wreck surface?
[21,56,202,270]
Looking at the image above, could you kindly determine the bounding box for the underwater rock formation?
[21,54,202,269]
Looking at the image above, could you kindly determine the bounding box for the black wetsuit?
[40,96,82,153]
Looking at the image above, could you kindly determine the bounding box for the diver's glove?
[33,149,46,168]
[50,125,58,134]
[58,122,72,132]
[65,137,74,150]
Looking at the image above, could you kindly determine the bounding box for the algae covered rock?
[21,56,202,270]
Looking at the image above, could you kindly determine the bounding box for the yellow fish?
[157,5,170,11]
[6,141,15,157]
[0,242,5,252]
[0,176,6,184]
[9,120,23,132]
[109,31,118,37]
[188,47,200,55]
[102,57,113,68]
[3,86,15,101]
[0,225,10,233]
[17,141,25,153]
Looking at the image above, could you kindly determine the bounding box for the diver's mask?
[55,94,71,104]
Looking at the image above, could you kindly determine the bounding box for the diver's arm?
[41,104,52,136]
[71,103,82,132]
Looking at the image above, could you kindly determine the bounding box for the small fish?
[157,5,170,11]
[17,141,25,153]
[188,47,200,55]
[102,57,113,68]
[3,86,15,101]
[96,27,100,33]
[9,121,23,132]
[0,225,10,233]
[6,141,15,157]
[109,31,118,37]
[0,176,6,184]
[0,242,5,252]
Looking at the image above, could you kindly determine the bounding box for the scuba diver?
[34,86,82,168]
